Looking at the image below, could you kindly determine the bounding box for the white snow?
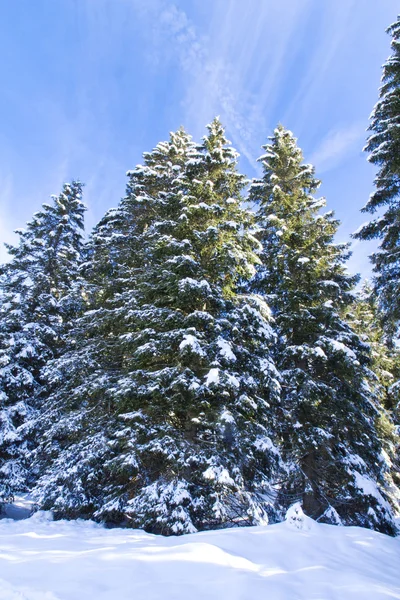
[352,472,382,500]
[326,339,357,360]
[18,344,36,358]
[179,278,211,294]
[0,494,34,521]
[351,471,393,515]
[253,435,280,455]
[179,334,204,356]
[227,373,240,388]
[285,502,314,531]
[0,512,399,599]
[205,368,219,386]
[313,347,327,359]
[216,338,237,362]
[220,409,235,423]
[319,280,340,288]
[203,465,235,486]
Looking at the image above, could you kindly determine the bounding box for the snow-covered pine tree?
[249,125,399,534]
[32,129,201,520]
[353,16,400,337]
[0,181,85,503]
[347,283,400,512]
[33,121,283,534]
[111,119,283,534]
[349,282,400,414]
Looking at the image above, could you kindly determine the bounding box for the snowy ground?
[0,504,399,600]
[0,494,34,521]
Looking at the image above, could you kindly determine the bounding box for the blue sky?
[0,0,398,277]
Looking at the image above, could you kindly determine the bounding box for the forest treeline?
[0,16,399,536]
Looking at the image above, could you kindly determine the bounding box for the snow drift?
[0,505,399,600]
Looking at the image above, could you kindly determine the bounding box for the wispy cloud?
[346,239,376,280]
[308,122,365,173]
[79,0,350,175]
[140,0,314,170]
[282,0,358,132]
[0,0,390,286]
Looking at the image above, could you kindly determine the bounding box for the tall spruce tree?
[32,129,202,521]
[249,125,399,534]
[0,182,85,503]
[349,282,400,413]
[354,16,400,336]
[33,122,284,534]
[348,283,400,510]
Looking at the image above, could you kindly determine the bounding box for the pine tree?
[33,122,284,534]
[353,16,400,336]
[349,282,400,413]
[348,283,400,511]
[32,130,201,521]
[249,125,399,534]
[0,182,85,503]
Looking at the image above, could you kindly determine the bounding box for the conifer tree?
[348,283,400,508]
[0,182,85,503]
[354,16,400,336]
[249,125,399,534]
[32,130,201,521]
[349,282,400,413]
[34,122,283,534]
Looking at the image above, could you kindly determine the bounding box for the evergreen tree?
[34,122,284,534]
[349,282,400,413]
[249,125,399,534]
[354,16,400,336]
[348,283,400,510]
[0,182,85,503]
[32,130,201,521]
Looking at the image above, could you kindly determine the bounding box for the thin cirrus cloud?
[145,1,262,166]
[79,0,274,172]
[308,123,366,174]
[142,0,316,170]
[138,0,366,177]
[0,0,399,277]
[281,0,359,130]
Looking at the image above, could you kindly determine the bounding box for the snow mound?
[0,513,399,599]
[285,501,314,531]
[0,578,59,599]
[0,494,35,521]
